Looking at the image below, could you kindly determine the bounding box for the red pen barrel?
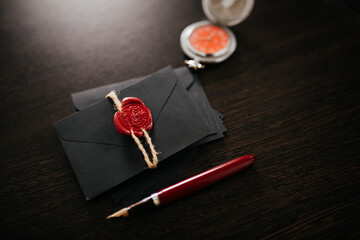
[157,155,255,205]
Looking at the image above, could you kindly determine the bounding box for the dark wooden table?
[1,0,359,239]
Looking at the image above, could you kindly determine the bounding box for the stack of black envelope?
[54,66,226,205]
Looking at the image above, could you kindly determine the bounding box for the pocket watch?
[180,0,255,69]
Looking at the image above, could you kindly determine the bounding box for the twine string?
[130,130,155,168]
[106,91,158,168]
[142,129,159,168]
[106,91,122,111]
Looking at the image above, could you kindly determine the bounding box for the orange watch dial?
[189,24,229,55]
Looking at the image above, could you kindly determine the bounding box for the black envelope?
[54,67,214,200]
[71,67,227,204]
[72,67,227,203]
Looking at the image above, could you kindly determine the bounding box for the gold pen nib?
[106,207,129,219]
[107,195,156,219]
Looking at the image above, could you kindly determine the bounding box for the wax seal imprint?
[114,97,153,137]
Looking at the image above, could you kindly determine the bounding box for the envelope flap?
[118,66,177,123]
[55,67,177,146]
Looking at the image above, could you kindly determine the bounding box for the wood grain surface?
[1,0,359,239]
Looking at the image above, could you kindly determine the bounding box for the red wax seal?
[114,97,153,137]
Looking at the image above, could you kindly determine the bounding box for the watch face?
[180,20,236,64]
[189,24,229,54]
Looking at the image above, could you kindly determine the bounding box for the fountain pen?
[107,154,255,218]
